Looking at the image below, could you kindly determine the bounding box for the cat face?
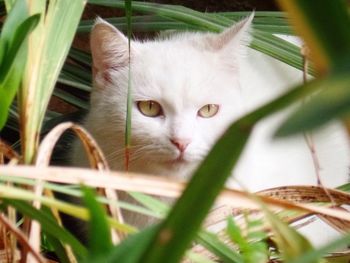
[88,16,253,176]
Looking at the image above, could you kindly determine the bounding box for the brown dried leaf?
[258,185,350,204]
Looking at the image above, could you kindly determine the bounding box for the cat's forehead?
[131,40,239,103]
[132,41,235,87]
[135,39,216,70]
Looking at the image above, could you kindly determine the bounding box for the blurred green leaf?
[287,232,350,263]
[105,225,159,263]
[2,199,88,260]
[0,14,40,82]
[0,0,39,130]
[128,192,168,217]
[275,74,350,136]
[227,216,268,263]
[227,217,246,246]
[257,199,315,262]
[198,230,243,263]
[19,0,86,163]
[82,187,113,262]
[123,0,133,171]
[42,206,71,263]
[44,234,71,263]
[4,0,16,11]
[277,0,350,74]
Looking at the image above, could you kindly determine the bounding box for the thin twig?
[300,44,336,205]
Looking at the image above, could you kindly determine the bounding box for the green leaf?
[258,199,315,262]
[82,187,113,261]
[41,206,72,263]
[4,0,15,11]
[227,216,268,263]
[198,231,243,263]
[227,217,246,247]
[0,14,40,82]
[277,0,350,73]
[2,199,88,260]
[275,74,350,136]
[44,234,71,263]
[0,0,39,130]
[287,232,350,263]
[124,0,133,169]
[105,225,159,263]
[1,0,28,43]
[19,0,86,164]
[128,192,168,216]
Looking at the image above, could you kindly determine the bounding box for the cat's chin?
[163,157,189,167]
[141,157,198,180]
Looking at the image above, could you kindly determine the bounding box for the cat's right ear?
[90,18,130,83]
[205,13,254,61]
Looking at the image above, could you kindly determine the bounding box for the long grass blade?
[0,0,39,130]
[124,0,132,171]
[83,187,113,261]
[19,0,86,163]
[2,199,88,260]
[277,0,350,74]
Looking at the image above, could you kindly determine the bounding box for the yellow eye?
[137,100,163,117]
[198,104,219,118]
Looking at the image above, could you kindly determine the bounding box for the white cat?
[72,15,349,243]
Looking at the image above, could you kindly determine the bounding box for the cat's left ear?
[207,12,254,55]
[90,18,132,84]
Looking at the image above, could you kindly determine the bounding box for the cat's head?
[88,15,253,177]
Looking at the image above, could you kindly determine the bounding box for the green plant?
[0,0,39,129]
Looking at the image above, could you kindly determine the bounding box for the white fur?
[72,17,350,235]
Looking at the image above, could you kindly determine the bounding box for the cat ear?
[90,18,130,82]
[207,12,254,55]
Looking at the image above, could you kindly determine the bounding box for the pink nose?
[170,138,191,152]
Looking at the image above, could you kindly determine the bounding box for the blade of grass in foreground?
[83,187,113,262]
[276,74,350,136]
[124,0,132,171]
[277,0,350,75]
[275,1,350,136]
[19,0,85,164]
[2,199,88,260]
[0,0,39,130]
